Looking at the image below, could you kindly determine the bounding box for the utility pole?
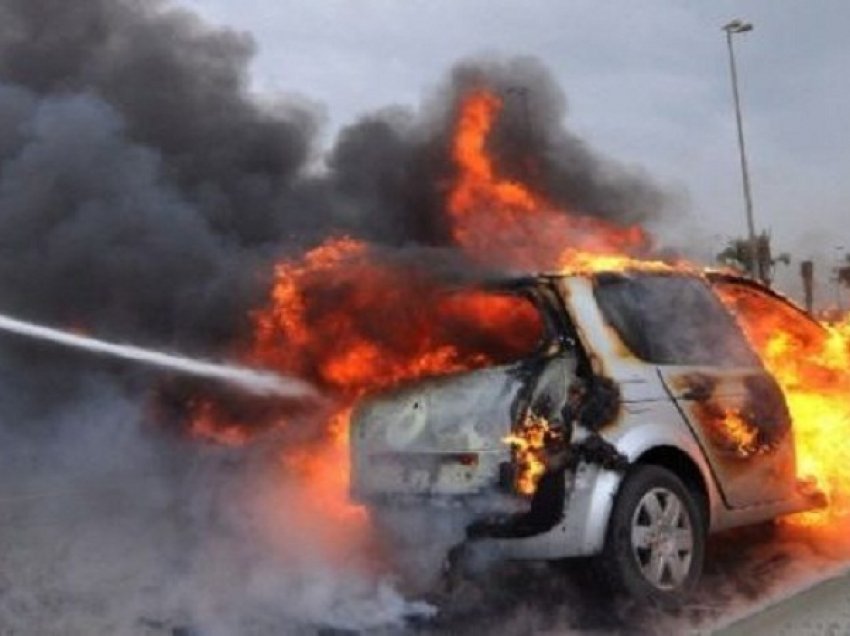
[834,246,846,314]
[801,260,814,314]
[722,19,760,282]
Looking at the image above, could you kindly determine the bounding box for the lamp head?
[723,19,754,33]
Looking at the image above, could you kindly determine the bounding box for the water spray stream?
[0,312,316,399]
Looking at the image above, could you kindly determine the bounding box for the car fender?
[489,420,720,560]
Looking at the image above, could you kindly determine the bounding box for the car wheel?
[597,464,706,607]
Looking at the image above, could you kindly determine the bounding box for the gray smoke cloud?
[0,1,670,352]
[304,55,668,248]
[0,376,435,634]
[0,0,676,632]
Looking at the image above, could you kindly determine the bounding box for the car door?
[593,273,797,508]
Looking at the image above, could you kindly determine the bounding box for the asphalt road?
[717,568,850,636]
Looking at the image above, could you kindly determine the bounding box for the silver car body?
[350,271,822,560]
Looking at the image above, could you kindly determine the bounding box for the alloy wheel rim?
[630,487,694,590]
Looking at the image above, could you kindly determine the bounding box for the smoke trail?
[0,312,315,398]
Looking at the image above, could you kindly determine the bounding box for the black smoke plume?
[0,0,672,631]
[0,0,667,356]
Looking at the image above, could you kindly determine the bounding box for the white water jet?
[0,312,315,399]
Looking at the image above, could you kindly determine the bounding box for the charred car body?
[351,270,825,603]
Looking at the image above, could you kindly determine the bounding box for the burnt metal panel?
[660,368,797,509]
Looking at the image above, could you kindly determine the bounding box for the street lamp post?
[834,246,846,313]
[722,19,759,281]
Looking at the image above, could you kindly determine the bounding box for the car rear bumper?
[351,449,510,500]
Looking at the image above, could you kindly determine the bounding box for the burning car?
[350,269,826,605]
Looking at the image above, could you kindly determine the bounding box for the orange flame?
[717,285,850,526]
[447,88,653,272]
[720,409,760,458]
[190,234,544,518]
[767,319,850,525]
[188,399,252,447]
[189,86,850,533]
[448,89,542,231]
[250,237,542,396]
[503,412,557,496]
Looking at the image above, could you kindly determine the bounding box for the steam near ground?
[1,0,848,634]
[0,375,437,634]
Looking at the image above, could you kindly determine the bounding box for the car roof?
[482,267,699,286]
[481,268,818,322]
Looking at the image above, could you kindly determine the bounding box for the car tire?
[596,464,706,608]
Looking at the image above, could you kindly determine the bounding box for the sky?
[180,0,849,303]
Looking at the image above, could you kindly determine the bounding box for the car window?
[436,289,548,367]
[593,273,760,367]
[710,278,826,356]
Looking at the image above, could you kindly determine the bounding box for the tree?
[716,232,790,286]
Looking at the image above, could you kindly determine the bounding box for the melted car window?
[436,290,546,366]
[712,280,826,356]
[594,274,760,367]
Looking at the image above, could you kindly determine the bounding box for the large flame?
[447,88,661,272]
[189,87,850,535]
[249,237,543,396]
[717,285,850,526]
[191,233,544,523]
[191,91,651,445]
